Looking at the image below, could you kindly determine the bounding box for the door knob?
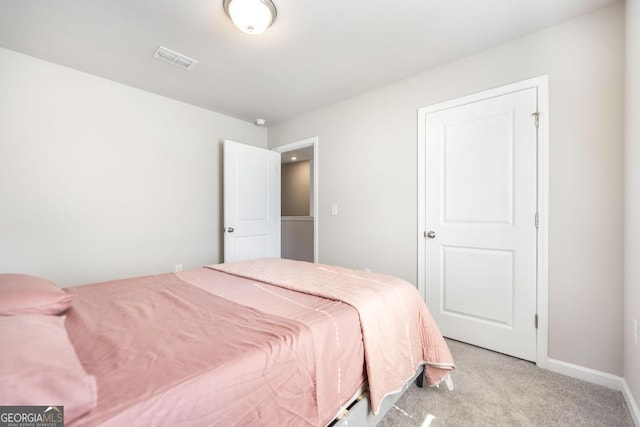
[226,227,235,233]
[426,230,436,239]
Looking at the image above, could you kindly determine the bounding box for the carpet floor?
[378,339,635,427]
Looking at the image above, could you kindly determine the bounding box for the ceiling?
[281,145,314,164]
[0,0,617,125]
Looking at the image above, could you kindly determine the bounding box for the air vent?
[152,46,199,71]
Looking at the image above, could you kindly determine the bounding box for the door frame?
[417,76,549,367]
[271,136,319,263]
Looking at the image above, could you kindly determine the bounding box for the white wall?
[0,47,267,287]
[625,0,640,416]
[269,3,625,375]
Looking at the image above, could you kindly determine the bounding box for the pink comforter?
[210,258,455,415]
[65,272,364,426]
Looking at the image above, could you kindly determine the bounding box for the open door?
[223,140,281,262]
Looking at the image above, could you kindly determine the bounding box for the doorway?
[417,77,549,365]
[272,137,318,263]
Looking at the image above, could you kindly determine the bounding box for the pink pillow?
[0,315,97,423]
[0,274,75,315]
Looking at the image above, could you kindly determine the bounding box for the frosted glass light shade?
[223,0,277,35]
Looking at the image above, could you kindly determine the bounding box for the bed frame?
[330,366,425,427]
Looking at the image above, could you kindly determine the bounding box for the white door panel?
[424,88,538,361]
[442,246,514,325]
[223,140,280,262]
[442,112,514,223]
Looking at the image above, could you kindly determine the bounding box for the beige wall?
[281,219,314,262]
[270,3,625,375]
[282,160,311,216]
[0,47,267,287]
[625,0,640,416]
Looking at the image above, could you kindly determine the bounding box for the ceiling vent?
[153,46,199,71]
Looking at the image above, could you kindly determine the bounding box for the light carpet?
[378,339,635,426]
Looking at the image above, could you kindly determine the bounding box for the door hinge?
[535,212,539,228]
[532,111,540,128]
[535,314,539,329]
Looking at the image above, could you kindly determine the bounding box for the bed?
[0,258,454,426]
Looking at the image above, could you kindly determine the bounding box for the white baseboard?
[547,358,624,390]
[547,358,640,426]
[622,379,640,427]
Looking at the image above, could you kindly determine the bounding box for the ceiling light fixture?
[223,0,277,35]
